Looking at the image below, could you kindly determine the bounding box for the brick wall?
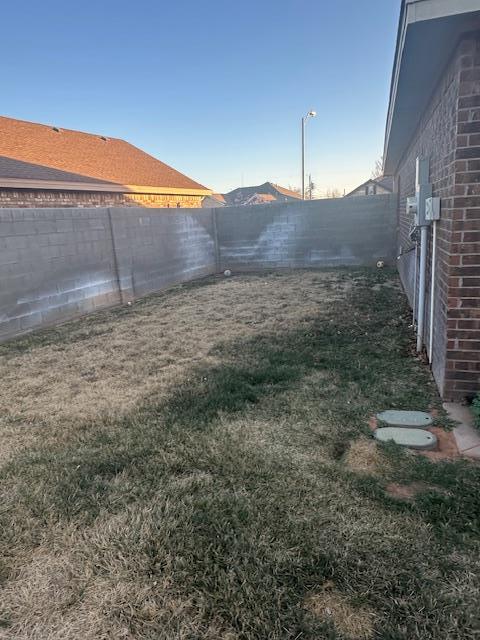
[396,33,480,402]
[0,189,204,209]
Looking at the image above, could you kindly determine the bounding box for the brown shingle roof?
[0,115,210,193]
[271,183,302,199]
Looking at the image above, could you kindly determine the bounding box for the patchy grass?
[344,438,391,477]
[304,584,377,640]
[0,268,479,639]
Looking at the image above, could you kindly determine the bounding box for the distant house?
[223,181,302,206]
[345,176,394,197]
[0,116,211,208]
[201,193,226,208]
[242,193,277,206]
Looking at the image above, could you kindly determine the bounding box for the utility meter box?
[415,184,433,226]
[425,197,441,221]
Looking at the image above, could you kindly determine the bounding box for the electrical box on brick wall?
[425,197,441,221]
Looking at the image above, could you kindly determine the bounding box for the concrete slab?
[374,427,438,450]
[462,445,480,460]
[444,402,480,459]
[376,410,432,429]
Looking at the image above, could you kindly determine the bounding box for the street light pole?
[301,117,305,200]
[301,110,316,200]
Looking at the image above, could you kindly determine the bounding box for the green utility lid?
[376,410,432,429]
[374,427,437,450]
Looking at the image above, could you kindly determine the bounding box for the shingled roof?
[224,181,302,206]
[0,116,210,194]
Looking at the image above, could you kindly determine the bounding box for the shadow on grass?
[2,270,478,638]
[3,270,438,523]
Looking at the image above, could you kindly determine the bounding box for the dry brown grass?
[344,438,391,476]
[0,271,347,467]
[385,481,429,501]
[1,269,477,640]
[304,585,377,639]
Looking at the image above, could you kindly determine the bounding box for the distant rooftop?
[224,181,302,206]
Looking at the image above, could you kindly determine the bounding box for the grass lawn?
[0,268,479,639]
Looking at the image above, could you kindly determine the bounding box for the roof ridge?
[0,115,210,192]
[0,114,120,142]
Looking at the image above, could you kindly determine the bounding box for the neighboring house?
[384,0,480,402]
[345,176,394,197]
[224,181,302,206]
[0,116,211,208]
[201,193,226,208]
[242,193,277,206]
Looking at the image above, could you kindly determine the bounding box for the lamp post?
[301,110,316,200]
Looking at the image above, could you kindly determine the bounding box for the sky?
[1,0,400,195]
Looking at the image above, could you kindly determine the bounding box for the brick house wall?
[0,189,204,209]
[396,32,480,402]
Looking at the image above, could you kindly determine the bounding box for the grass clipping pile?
[0,268,479,640]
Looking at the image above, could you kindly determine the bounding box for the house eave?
[0,177,212,197]
[383,0,480,175]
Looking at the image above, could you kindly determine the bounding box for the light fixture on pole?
[301,110,316,200]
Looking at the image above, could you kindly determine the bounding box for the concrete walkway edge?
[444,402,480,460]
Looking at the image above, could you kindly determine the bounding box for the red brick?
[456,147,480,160]
[456,171,480,183]
[458,120,480,134]
[445,370,479,381]
[373,34,480,401]
[463,231,480,242]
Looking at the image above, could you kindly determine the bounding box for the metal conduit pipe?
[412,157,432,354]
[428,220,438,361]
[426,195,441,362]
[416,225,428,353]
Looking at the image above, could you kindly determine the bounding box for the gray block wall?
[108,208,217,300]
[216,195,397,271]
[0,208,120,341]
[0,195,397,342]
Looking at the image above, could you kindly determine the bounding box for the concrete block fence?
[0,194,397,341]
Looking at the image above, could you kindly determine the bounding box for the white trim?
[407,0,480,23]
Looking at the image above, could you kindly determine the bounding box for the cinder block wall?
[108,208,217,300]
[0,208,217,342]
[0,197,396,343]
[216,195,397,270]
[0,208,120,340]
[396,33,480,402]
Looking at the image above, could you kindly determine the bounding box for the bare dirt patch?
[418,427,460,462]
[386,481,431,501]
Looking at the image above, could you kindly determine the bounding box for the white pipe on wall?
[428,220,438,362]
[416,225,428,353]
[413,242,418,327]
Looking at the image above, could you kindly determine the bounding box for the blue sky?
[1,0,400,195]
